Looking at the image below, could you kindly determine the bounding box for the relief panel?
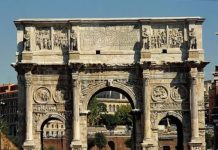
[53,26,69,50]
[33,87,51,104]
[35,27,51,50]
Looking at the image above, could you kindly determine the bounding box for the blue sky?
[0,0,217,83]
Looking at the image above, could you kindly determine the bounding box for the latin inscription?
[80,26,139,50]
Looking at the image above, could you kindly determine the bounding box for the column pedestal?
[23,140,35,150]
[141,141,154,150]
[189,142,202,150]
[70,140,82,150]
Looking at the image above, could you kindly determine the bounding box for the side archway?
[157,112,183,150]
[36,113,66,132]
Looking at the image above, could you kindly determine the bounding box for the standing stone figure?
[142,28,149,50]
[189,28,197,49]
[23,30,30,51]
[70,30,77,50]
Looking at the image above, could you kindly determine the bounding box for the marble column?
[189,68,201,149]
[141,72,153,149]
[71,73,82,150]
[23,72,35,150]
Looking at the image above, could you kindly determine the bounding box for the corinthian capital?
[25,72,32,87]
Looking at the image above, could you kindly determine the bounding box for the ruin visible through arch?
[13,17,207,150]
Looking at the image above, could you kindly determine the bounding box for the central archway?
[84,85,138,150]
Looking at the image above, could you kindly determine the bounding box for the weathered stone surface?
[13,17,207,150]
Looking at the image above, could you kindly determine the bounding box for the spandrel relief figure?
[142,28,150,49]
[189,28,197,49]
[23,30,30,51]
[70,30,77,51]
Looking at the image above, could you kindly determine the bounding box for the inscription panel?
[80,25,140,50]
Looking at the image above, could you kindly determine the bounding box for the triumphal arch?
[13,17,207,150]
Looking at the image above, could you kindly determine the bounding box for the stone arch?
[157,111,183,149]
[82,81,137,110]
[157,111,182,126]
[36,113,65,132]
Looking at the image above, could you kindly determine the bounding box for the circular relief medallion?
[170,85,188,102]
[33,87,50,104]
[53,89,69,103]
[152,86,168,102]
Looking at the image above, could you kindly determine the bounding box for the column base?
[70,140,82,150]
[141,139,154,150]
[22,140,35,150]
[189,140,202,150]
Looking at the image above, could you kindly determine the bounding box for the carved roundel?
[33,87,50,104]
[170,85,188,102]
[152,86,168,102]
[53,88,69,103]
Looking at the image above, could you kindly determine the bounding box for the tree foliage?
[206,132,214,149]
[88,96,107,126]
[0,118,9,135]
[124,138,132,148]
[94,132,107,150]
[101,114,117,130]
[115,105,132,126]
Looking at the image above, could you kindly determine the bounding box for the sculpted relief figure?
[70,30,77,51]
[142,28,150,50]
[23,30,30,50]
[53,89,68,103]
[53,30,68,50]
[168,29,183,48]
[34,87,50,103]
[150,29,167,49]
[189,28,197,49]
[36,30,52,50]
[152,86,168,102]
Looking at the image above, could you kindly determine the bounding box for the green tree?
[124,138,132,148]
[206,132,214,149]
[115,105,132,126]
[101,114,117,130]
[0,118,9,135]
[88,96,107,126]
[94,133,107,150]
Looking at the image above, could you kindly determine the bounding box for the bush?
[94,133,107,150]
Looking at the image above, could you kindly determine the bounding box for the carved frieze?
[35,27,51,50]
[145,24,186,49]
[170,85,188,102]
[151,86,168,102]
[33,87,50,104]
[151,102,181,110]
[33,104,65,112]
